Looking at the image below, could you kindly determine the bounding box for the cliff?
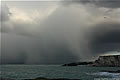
[92,55,120,67]
[62,55,120,67]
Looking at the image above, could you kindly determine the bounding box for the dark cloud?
[89,22,120,54]
[63,0,120,8]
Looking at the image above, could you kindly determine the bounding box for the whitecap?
[87,72,120,78]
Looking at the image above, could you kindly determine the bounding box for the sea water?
[0,65,120,80]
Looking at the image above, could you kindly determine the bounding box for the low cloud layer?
[1,1,120,64]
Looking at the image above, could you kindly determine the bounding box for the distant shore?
[62,55,120,67]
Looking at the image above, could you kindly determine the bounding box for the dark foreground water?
[0,65,120,80]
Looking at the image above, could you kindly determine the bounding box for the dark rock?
[62,63,78,66]
[92,55,120,67]
[62,62,93,66]
[62,55,120,67]
[77,62,93,65]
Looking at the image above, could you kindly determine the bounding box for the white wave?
[87,72,120,78]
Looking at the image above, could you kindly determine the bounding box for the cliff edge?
[92,55,120,67]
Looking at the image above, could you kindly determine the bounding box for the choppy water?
[0,65,120,80]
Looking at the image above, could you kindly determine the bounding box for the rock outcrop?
[62,62,93,66]
[92,55,120,67]
[62,55,120,67]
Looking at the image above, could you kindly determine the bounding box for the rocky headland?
[62,62,93,66]
[62,55,120,67]
[92,55,120,67]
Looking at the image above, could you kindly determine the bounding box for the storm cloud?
[63,0,120,8]
[1,1,120,64]
[88,22,120,54]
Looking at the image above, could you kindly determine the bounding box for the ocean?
[0,65,120,80]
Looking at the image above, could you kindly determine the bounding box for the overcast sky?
[1,0,120,64]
